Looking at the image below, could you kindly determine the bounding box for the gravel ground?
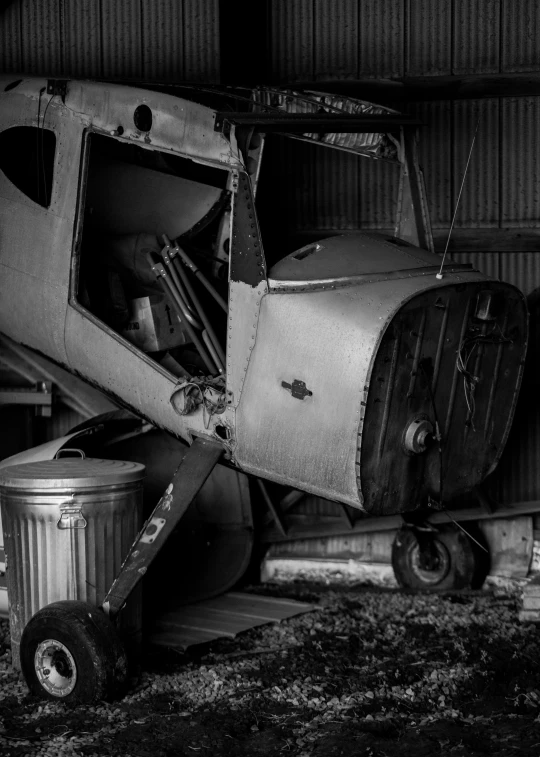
[1,582,540,756]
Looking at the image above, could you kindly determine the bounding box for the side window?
[0,126,56,208]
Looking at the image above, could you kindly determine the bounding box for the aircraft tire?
[392,524,482,591]
[20,600,127,703]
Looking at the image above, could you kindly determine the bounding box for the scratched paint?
[161,484,174,511]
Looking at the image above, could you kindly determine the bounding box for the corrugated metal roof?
[149,592,314,650]
[453,0,500,75]
[407,0,452,76]
[62,0,103,78]
[501,0,540,72]
[183,0,219,82]
[358,0,405,77]
[314,0,358,78]
[267,531,396,563]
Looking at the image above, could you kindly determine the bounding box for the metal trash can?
[0,450,145,668]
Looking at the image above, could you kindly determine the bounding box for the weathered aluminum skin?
[0,77,243,442]
[0,461,144,668]
[234,259,499,510]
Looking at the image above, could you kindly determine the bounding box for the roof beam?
[289,73,540,103]
[215,112,421,133]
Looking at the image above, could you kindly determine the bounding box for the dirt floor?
[1,583,540,756]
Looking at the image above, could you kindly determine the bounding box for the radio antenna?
[436,117,481,280]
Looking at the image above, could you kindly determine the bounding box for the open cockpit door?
[67,127,233,440]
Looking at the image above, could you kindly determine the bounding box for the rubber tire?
[392,525,478,591]
[20,601,128,703]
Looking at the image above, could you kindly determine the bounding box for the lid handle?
[55,448,86,460]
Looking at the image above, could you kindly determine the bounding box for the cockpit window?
[0,126,56,208]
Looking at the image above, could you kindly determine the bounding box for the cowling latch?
[281,379,313,400]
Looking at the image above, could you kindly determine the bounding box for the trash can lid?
[0,457,146,489]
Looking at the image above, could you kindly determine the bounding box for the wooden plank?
[478,516,533,578]
[263,500,540,543]
[519,610,540,623]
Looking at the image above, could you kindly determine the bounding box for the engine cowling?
[233,233,528,515]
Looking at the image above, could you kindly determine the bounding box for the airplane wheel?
[392,525,480,591]
[20,601,128,703]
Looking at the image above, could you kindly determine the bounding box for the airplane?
[0,77,528,702]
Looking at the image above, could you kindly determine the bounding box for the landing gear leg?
[103,437,224,619]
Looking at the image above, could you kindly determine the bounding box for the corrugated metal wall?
[0,0,220,81]
[265,0,540,234]
[268,0,540,79]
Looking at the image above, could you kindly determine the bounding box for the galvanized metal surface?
[149,591,314,650]
[0,457,145,489]
[0,469,143,667]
